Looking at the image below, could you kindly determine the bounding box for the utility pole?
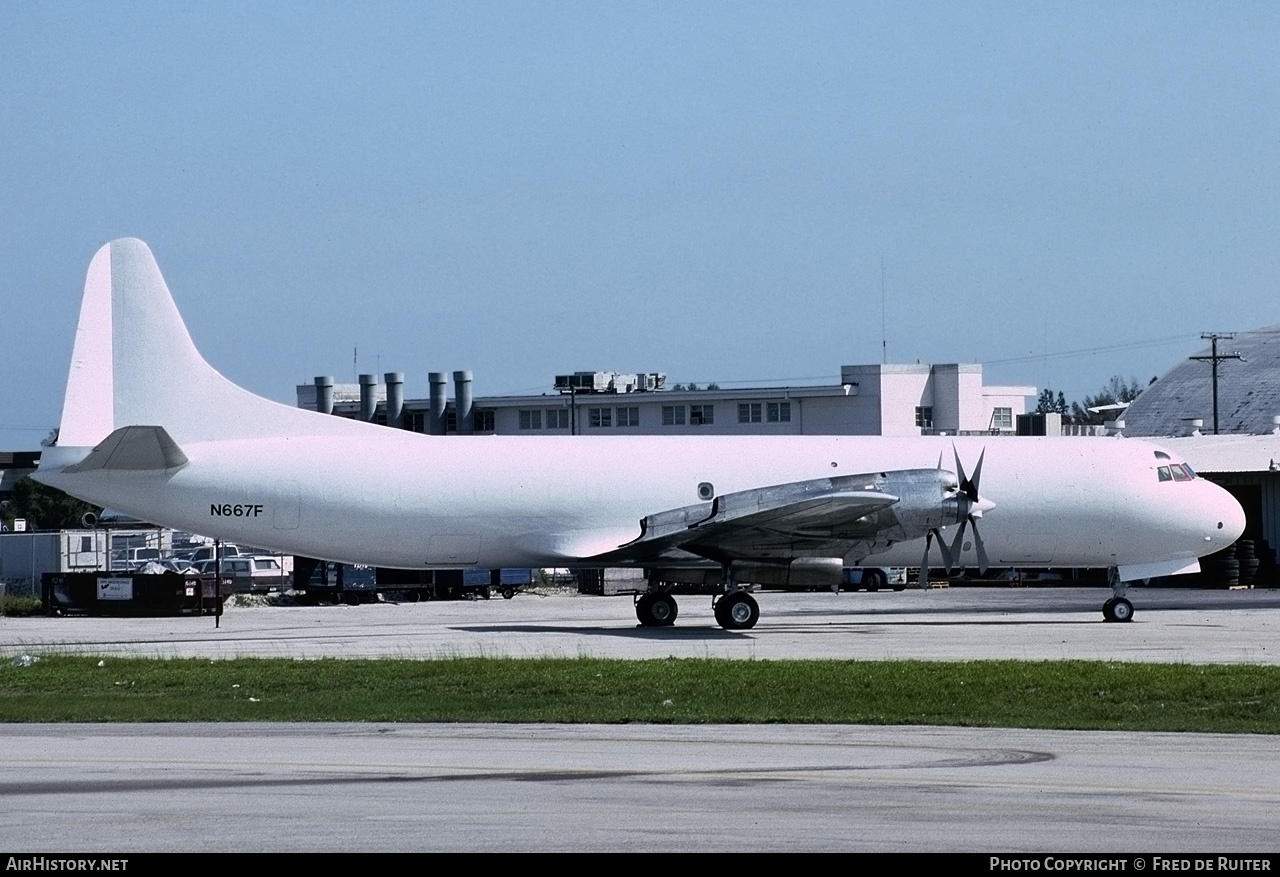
[1189,333,1242,435]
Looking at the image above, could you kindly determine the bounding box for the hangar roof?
[1155,433,1280,474]
[1124,327,1280,437]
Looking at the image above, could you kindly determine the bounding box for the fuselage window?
[1157,466,1172,482]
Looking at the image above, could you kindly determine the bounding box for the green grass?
[0,595,42,617]
[2,656,1279,732]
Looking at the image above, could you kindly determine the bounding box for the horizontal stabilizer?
[64,426,189,473]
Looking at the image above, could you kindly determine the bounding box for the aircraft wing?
[592,472,902,566]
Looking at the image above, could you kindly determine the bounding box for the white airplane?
[35,239,1246,628]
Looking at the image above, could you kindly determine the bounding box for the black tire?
[502,588,515,599]
[1103,597,1134,623]
[864,569,887,592]
[715,591,759,630]
[636,593,678,627]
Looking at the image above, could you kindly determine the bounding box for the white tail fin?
[56,238,349,447]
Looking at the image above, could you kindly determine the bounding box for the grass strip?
[1,656,1278,732]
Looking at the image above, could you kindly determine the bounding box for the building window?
[690,404,714,426]
[589,407,612,428]
[767,401,791,423]
[518,410,542,430]
[662,405,686,426]
[915,407,933,429]
[991,407,1012,430]
[546,409,569,430]
[616,407,639,427]
[738,402,762,423]
[474,410,495,432]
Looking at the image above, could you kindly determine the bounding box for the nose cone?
[1204,481,1246,551]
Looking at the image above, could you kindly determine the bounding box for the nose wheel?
[1102,596,1134,623]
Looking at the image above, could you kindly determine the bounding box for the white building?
[298,363,1035,438]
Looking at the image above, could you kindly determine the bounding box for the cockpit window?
[1157,463,1196,482]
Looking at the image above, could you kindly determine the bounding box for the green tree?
[1035,389,1068,414]
[1070,376,1145,425]
[2,476,100,531]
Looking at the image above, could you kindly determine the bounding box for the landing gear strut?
[1103,568,1134,623]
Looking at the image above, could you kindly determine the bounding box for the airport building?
[295,363,1036,438]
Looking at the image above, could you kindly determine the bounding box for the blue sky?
[3,2,1278,448]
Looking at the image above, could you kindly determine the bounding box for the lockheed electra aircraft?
[34,239,1245,629]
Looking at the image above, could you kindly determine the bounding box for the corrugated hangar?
[1124,327,1280,437]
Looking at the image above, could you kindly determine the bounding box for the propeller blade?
[955,446,986,505]
[920,531,932,586]
[969,449,985,496]
[971,516,989,573]
[936,527,954,573]
[949,517,969,566]
[953,446,968,493]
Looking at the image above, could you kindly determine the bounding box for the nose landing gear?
[1103,567,1135,622]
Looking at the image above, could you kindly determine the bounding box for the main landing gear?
[635,592,678,627]
[634,582,761,631]
[1103,567,1134,623]
[712,590,759,630]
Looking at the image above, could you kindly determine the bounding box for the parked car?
[207,556,290,593]
[110,547,163,571]
[184,544,241,565]
[841,567,907,592]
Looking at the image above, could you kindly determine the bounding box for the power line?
[981,334,1195,366]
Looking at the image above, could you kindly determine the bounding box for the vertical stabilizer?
[53,238,350,448]
[107,238,222,438]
